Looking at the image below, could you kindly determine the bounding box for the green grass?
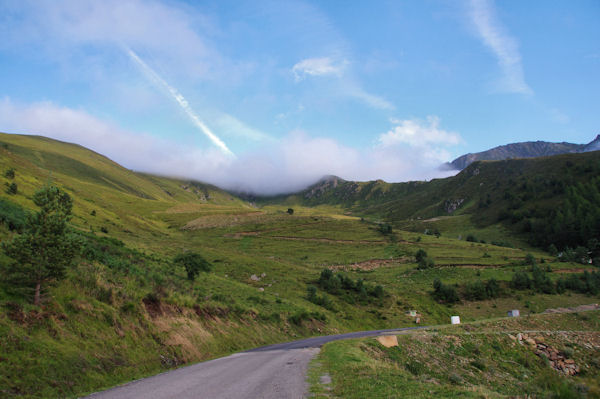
[310,311,600,398]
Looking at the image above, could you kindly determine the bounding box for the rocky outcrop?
[515,333,580,376]
[443,198,464,214]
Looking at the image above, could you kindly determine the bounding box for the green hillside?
[263,152,600,255]
[0,133,598,398]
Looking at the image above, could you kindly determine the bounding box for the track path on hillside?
[84,326,424,399]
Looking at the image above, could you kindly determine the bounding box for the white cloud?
[2,0,220,80]
[468,0,532,95]
[379,116,462,147]
[0,98,229,175]
[211,113,273,142]
[292,57,348,81]
[344,86,395,111]
[292,56,394,110]
[0,100,458,195]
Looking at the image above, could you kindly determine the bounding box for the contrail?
[124,47,235,157]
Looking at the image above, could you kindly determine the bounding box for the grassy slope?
[311,311,600,398]
[0,133,597,398]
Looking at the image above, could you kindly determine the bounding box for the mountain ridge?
[449,135,600,170]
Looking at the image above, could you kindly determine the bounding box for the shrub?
[317,269,384,304]
[525,253,536,267]
[417,257,435,270]
[5,182,17,195]
[174,252,211,281]
[405,361,426,376]
[0,198,27,231]
[377,223,393,235]
[464,281,487,301]
[288,311,326,325]
[470,359,486,371]
[449,373,463,384]
[531,265,554,294]
[120,302,137,314]
[485,278,501,298]
[511,271,531,290]
[4,168,15,179]
[432,279,459,303]
[372,285,385,299]
[415,249,428,263]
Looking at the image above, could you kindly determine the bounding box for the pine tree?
[2,186,82,305]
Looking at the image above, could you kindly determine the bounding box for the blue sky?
[0,0,598,193]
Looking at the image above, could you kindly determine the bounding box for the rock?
[534,336,545,344]
[250,274,260,281]
[376,335,398,348]
[525,338,536,346]
[444,199,465,214]
[517,333,523,342]
[508,334,516,341]
[260,273,266,278]
[565,359,575,364]
[258,287,264,292]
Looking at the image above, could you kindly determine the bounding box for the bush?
[306,286,335,311]
[466,234,477,242]
[417,257,435,270]
[525,253,536,267]
[288,311,326,325]
[4,168,15,179]
[432,279,459,303]
[463,281,487,301]
[0,198,27,231]
[317,269,384,304]
[449,373,463,385]
[405,360,426,376]
[377,223,393,235]
[5,182,17,195]
[511,271,531,290]
[531,265,554,294]
[174,252,211,280]
[415,249,428,263]
[485,278,501,298]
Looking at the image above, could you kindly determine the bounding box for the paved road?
[84,327,424,399]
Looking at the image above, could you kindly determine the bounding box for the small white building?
[507,309,520,317]
[451,316,460,324]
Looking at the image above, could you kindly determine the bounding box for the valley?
[0,133,598,398]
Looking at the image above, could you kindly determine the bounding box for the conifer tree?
[2,185,81,305]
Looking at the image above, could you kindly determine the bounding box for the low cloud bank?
[0,99,459,195]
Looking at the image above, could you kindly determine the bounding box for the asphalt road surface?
[84,327,423,399]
